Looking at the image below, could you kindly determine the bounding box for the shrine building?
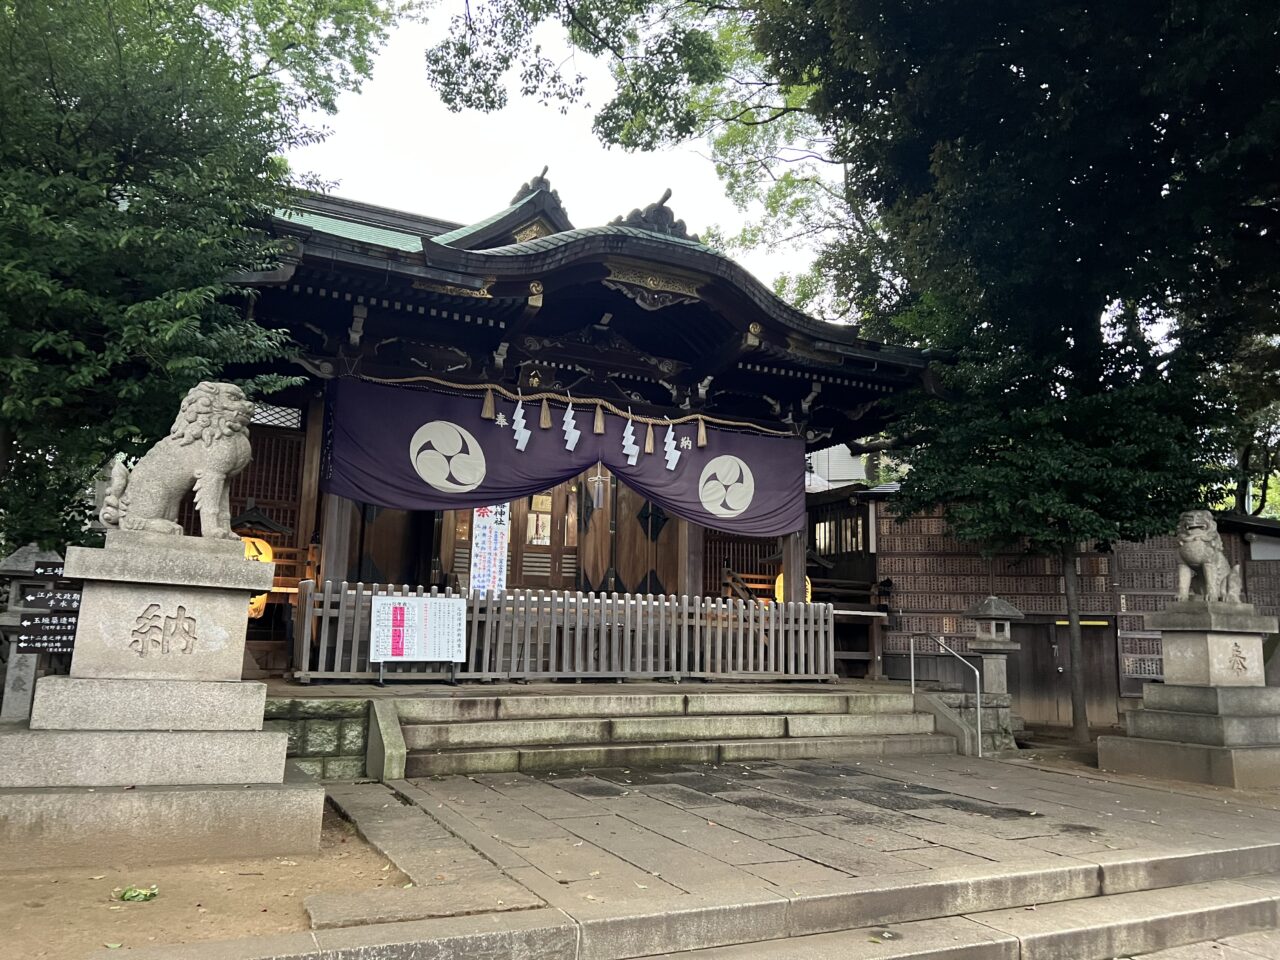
[219,172,935,682]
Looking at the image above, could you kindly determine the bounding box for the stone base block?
[1148,600,1278,634]
[0,779,323,869]
[29,676,266,731]
[1127,708,1280,746]
[69,580,258,682]
[65,530,274,592]
[1143,683,1280,717]
[0,725,286,787]
[1098,735,1280,789]
[64,530,274,683]
[1160,631,1267,686]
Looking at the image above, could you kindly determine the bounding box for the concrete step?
[395,691,918,725]
[0,778,324,870]
[0,724,287,787]
[403,712,935,752]
[719,733,956,762]
[1123,927,1280,958]
[405,733,957,776]
[786,712,935,737]
[634,879,1280,960]
[403,717,610,751]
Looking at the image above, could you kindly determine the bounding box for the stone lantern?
[963,595,1024,696]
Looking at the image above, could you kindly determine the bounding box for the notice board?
[369,595,467,663]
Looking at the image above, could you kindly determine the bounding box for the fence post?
[293,579,314,682]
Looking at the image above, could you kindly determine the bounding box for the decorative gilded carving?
[514,222,551,243]
[410,279,494,299]
[602,264,701,312]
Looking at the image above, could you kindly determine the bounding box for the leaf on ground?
[103,944,123,950]
[89,875,106,880]
[402,882,415,889]
[115,885,158,902]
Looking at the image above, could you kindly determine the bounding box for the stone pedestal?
[1098,600,1280,789]
[68,531,271,681]
[970,638,1021,696]
[1146,600,1272,687]
[0,533,325,869]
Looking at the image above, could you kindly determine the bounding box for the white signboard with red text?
[370,595,467,663]
[468,503,511,595]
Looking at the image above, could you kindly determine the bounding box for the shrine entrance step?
[396,687,956,777]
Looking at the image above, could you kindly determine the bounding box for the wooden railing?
[267,544,319,603]
[719,567,876,608]
[293,580,836,683]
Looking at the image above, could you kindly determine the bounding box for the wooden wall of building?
[440,469,685,595]
[876,503,1280,729]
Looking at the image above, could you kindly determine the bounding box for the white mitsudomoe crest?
[698,455,755,518]
[409,421,486,493]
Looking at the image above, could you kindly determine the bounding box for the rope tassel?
[644,422,655,454]
[696,416,708,448]
[480,387,495,420]
[593,403,606,435]
[540,398,552,429]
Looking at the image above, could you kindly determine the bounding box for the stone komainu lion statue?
[100,382,255,540]
[1176,509,1243,603]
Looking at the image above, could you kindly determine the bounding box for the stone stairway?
[633,878,1280,959]
[396,690,957,777]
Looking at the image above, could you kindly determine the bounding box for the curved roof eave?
[430,187,575,250]
[420,224,929,367]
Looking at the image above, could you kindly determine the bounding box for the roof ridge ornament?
[610,188,699,243]
[511,165,559,205]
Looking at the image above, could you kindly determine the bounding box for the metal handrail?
[910,633,982,759]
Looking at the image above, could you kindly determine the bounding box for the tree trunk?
[1236,443,1254,514]
[1060,544,1090,745]
[0,419,11,482]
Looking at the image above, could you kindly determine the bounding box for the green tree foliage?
[754,0,1275,740]
[426,1,1278,739]
[0,0,400,551]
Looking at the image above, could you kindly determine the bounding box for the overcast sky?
[286,19,802,286]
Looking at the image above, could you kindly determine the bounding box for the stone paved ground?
[393,753,1280,910]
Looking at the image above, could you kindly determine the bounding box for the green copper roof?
[475,224,711,256]
[279,209,422,253]
[431,201,525,247]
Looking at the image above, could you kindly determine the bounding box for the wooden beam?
[677,518,705,598]
[318,493,356,585]
[782,528,807,603]
[295,393,325,551]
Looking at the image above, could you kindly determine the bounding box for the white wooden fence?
[293,580,836,683]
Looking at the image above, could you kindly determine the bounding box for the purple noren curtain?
[320,378,806,537]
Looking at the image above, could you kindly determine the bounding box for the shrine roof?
[280,209,424,252]
[430,183,575,250]
[271,188,931,365]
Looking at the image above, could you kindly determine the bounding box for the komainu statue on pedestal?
[99,382,255,540]
[1176,509,1243,603]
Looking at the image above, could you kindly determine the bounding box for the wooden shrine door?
[509,480,580,589]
